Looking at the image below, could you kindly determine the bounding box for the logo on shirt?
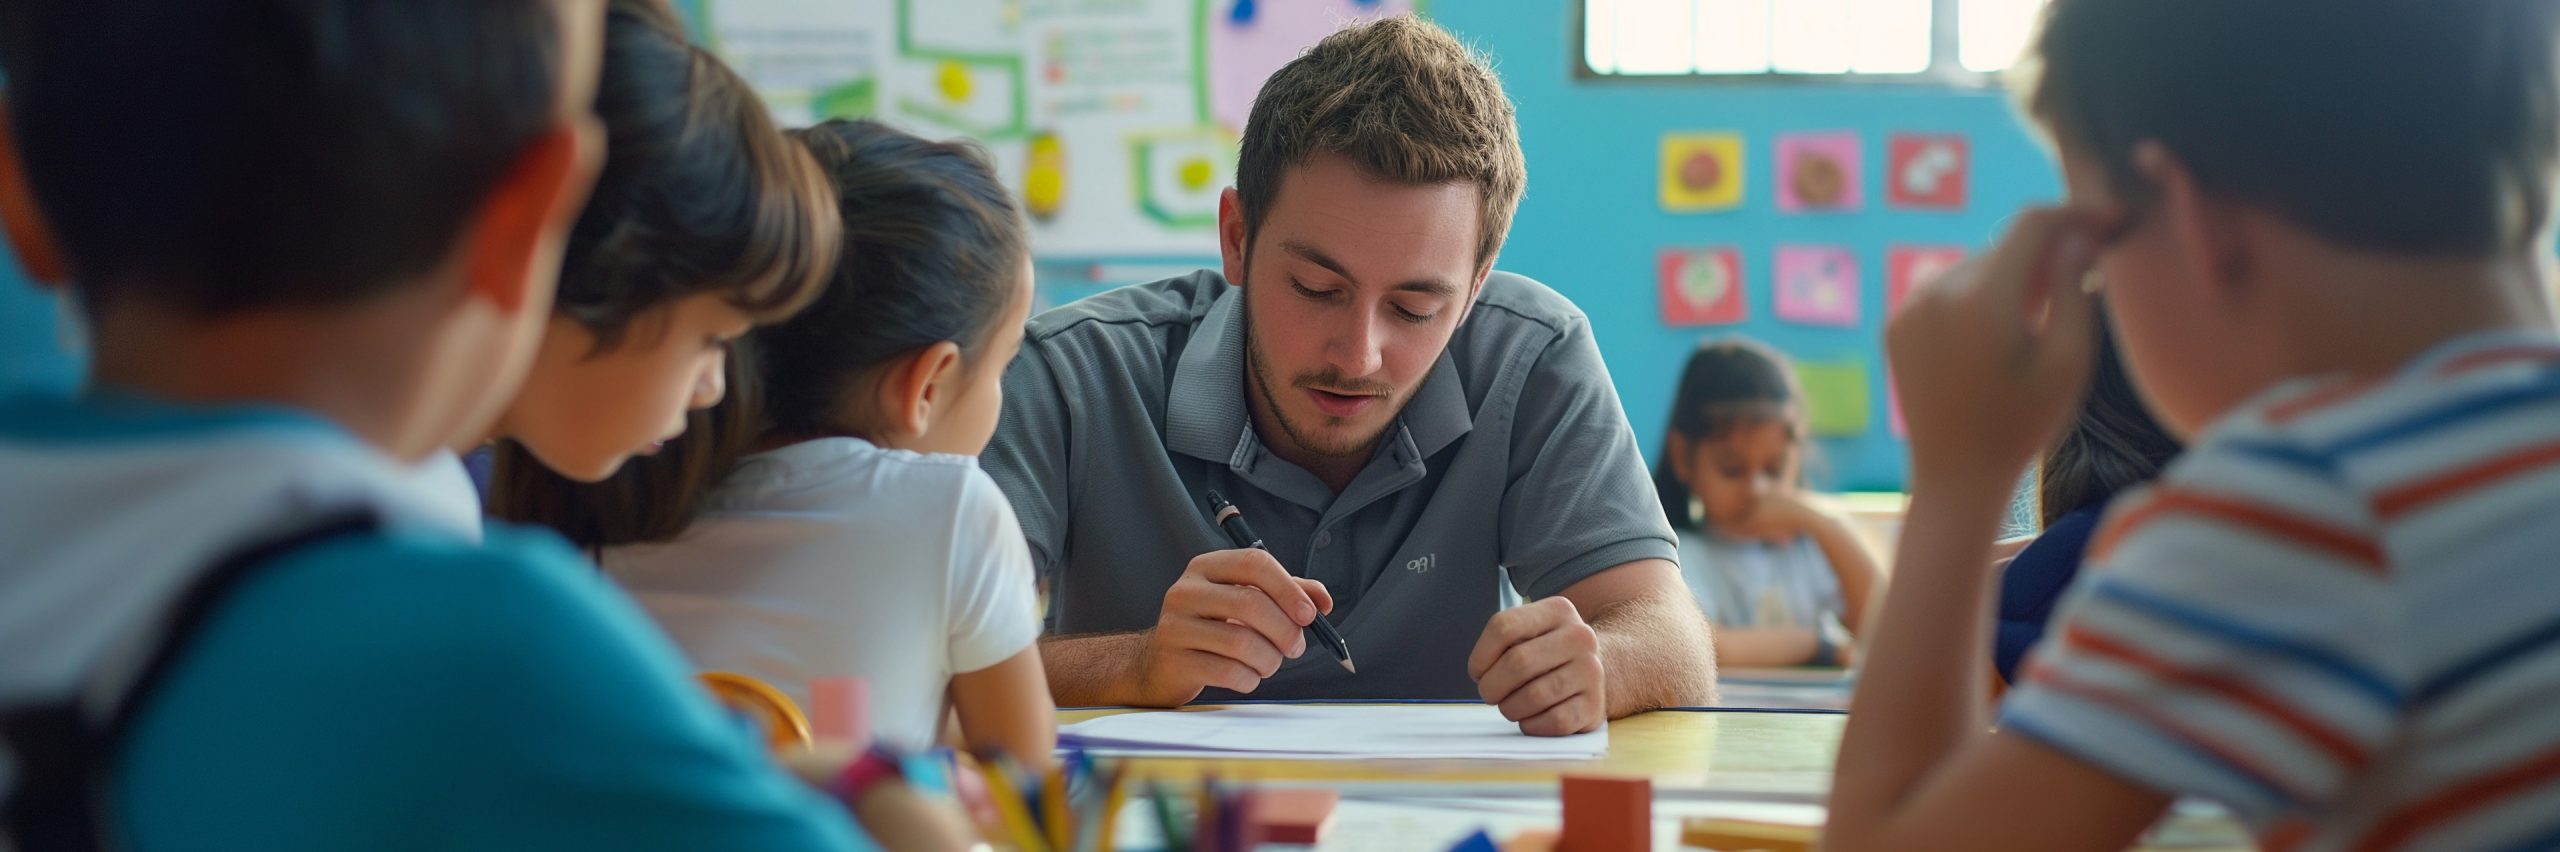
[1406,553,1436,574]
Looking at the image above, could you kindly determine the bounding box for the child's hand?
[1735,490,1831,543]
[1887,206,2107,489]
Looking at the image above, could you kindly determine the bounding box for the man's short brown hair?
[2019,0,2560,257]
[1235,16,1525,271]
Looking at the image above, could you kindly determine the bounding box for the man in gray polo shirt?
[983,17,1717,736]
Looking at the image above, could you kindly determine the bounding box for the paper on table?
[1059,704,1608,761]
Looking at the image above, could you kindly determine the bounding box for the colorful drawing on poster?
[1660,132,1745,213]
[1132,128,1237,228]
[1888,133,1970,210]
[1795,360,1873,437]
[1209,0,1415,132]
[1887,246,1968,315]
[1774,246,1861,327]
[1776,132,1862,213]
[1024,132,1067,222]
[1658,247,1746,326]
[894,52,1027,137]
[888,0,1030,138]
[811,78,880,120]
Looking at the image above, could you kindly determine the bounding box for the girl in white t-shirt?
[501,119,1052,764]
[1652,337,1885,668]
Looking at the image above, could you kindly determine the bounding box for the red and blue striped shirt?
[1999,331,2560,851]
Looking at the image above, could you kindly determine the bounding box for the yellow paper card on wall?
[1661,132,1746,212]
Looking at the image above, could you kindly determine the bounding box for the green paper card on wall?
[1795,360,1873,437]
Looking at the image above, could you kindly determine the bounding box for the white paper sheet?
[1059,705,1608,761]
[1106,790,1823,851]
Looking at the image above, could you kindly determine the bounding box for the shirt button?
[1316,531,1333,548]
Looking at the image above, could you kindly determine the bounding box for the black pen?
[1203,491,1357,674]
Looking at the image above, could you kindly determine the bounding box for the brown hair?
[2036,301,2181,527]
[495,119,1030,551]
[1652,337,1810,533]
[0,0,565,314]
[1235,15,1525,270]
[553,0,839,350]
[2018,0,2560,257]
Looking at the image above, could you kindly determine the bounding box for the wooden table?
[1057,704,2251,850]
[1059,704,1841,796]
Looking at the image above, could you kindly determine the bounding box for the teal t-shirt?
[113,512,873,850]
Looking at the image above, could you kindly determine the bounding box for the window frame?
[1573,0,2006,87]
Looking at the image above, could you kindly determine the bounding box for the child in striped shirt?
[1827,1,2560,849]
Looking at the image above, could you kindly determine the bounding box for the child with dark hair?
[482,0,839,488]
[511,119,1054,767]
[1654,338,1883,668]
[1993,303,2181,686]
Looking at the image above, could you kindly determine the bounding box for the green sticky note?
[1795,360,1873,437]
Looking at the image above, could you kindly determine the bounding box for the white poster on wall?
[705,0,1412,259]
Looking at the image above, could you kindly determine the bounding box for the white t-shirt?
[1675,530,1843,629]
[406,449,483,543]
[601,437,1042,751]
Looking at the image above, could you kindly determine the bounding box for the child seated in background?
[1828,1,2560,848]
[1653,338,1883,668]
[1994,301,2180,686]
[504,119,1054,767]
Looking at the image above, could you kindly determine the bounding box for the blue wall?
[1428,0,2062,492]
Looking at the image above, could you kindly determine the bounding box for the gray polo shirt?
[983,270,1676,700]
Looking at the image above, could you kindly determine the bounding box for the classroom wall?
[0,1,2067,494]
[1045,2,2063,493]
[1431,2,2060,492]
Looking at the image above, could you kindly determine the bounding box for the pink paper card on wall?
[1889,375,1907,437]
[1887,133,1971,210]
[1887,246,1969,315]
[1776,132,1863,213]
[1774,245,1861,327]
[1658,247,1746,326]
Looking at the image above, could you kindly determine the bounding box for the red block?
[1560,775,1650,852]
[807,677,870,747]
[1244,788,1340,845]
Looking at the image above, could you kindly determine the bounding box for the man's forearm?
[1590,591,1720,715]
[1038,631,1150,707]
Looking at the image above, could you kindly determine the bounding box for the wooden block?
[1678,817,1816,852]
[1244,788,1340,845]
[807,677,870,747]
[1502,828,1561,852]
[1560,775,1651,852]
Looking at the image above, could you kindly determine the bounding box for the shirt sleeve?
[1497,315,1681,600]
[944,467,1045,674]
[1996,444,2402,828]
[116,527,875,852]
[1992,507,2102,683]
[980,339,1072,611]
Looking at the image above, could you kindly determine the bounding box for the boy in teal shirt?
[0,1,873,848]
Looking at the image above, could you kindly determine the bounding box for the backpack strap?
[1,510,384,852]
